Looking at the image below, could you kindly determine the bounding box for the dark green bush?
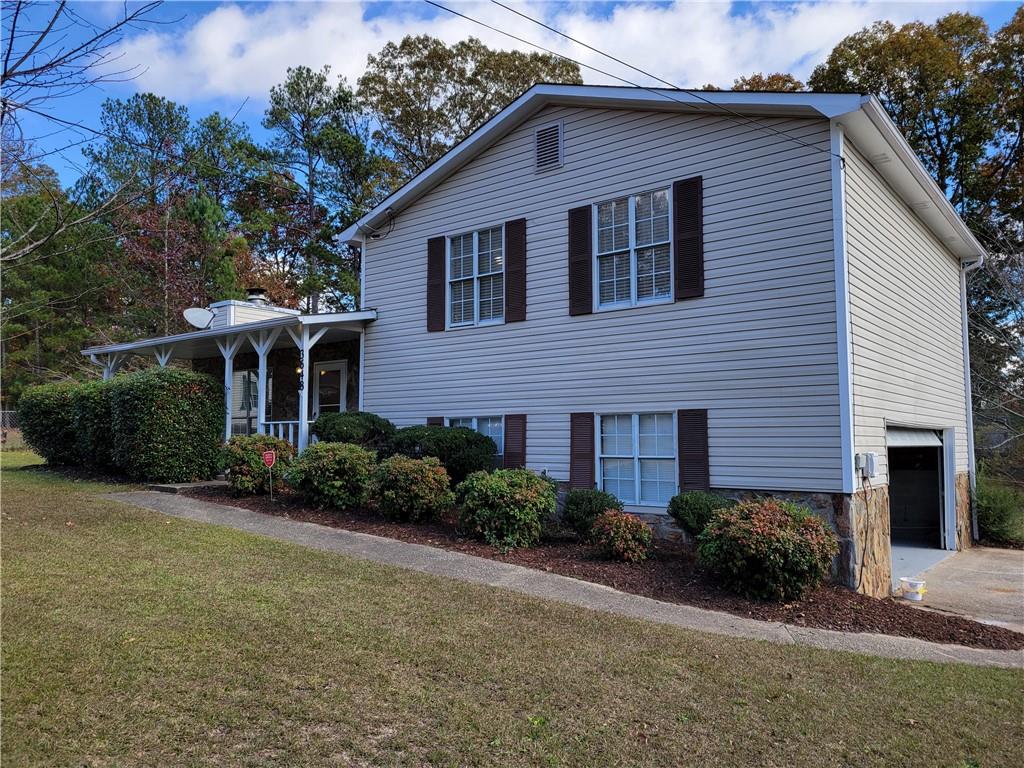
[71,380,116,470]
[372,455,454,522]
[313,411,396,453]
[285,442,376,510]
[976,474,1024,546]
[16,382,80,465]
[591,510,653,562]
[223,434,295,496]
[457,469,556,550]
[109,368,222,483]
[391,425,496,484]
[697,499,838,601]
[563,488,623,538]
[668,490,735,536]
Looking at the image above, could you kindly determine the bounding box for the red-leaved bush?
[697,499,838,600]
[591,510,653,563]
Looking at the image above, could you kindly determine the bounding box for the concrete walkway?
[918,547,1024,634]
[107,491,1024,669]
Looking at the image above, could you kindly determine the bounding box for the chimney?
[246,287,269,306]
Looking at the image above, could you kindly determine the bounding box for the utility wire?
[424,0,838,160]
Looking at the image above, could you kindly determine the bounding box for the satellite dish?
[183,307,215,329]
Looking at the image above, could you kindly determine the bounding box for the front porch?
[81,310,375,451]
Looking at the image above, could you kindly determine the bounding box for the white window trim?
[595,411,678,507]
[447,415,505,455]
[591,187,673,312]
[446,224,506,329]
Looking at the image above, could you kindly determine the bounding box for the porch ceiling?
[80,310,376,361]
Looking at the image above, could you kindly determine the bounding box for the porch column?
[248,328,281,436]
[287,324,329,451]
[154,344,175,367]
[216,335,245,442]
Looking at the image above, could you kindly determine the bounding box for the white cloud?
[117,1,972,103]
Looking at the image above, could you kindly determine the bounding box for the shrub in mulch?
[698,499,838,601]
[390,425,496,485]
[668,490,735,537]
[457,468,556,550]
[17,382,80,466]
[312,411,396,454]
[285,442,376,510]
[223,434,295,496]
[563,488,623,538]
[109,368,223,483]
[372,455,454,523]
[591,510,653,563]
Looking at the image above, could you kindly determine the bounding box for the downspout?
[960,255,984,541]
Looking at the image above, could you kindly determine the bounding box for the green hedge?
[110,368,223,483]
[312,411,396,453]
[563,488,623,538]
[223,434,295,496]
[457,469,556,550]
[668,491,735,537]
[71,380,115,469]
[391,425,496,485]
[285,442,376,510]
[16,383,80,465]
[372,455,454,522]
[976,474,1024,546]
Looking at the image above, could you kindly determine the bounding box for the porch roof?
[80,309,377,361]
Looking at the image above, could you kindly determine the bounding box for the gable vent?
[535,122,562,172]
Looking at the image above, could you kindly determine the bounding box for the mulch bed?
[186,486,1024,651]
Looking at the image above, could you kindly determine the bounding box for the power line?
[424,0,837,160]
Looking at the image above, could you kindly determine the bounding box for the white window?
[599,412,676,505]
[449,416,504,456]
[594,189,671,308]
[448,226,504,327]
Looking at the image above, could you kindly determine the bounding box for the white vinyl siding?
[595,189,671,308]
[599,412,675,505]
[361,106,841,495]
[448,226,504,327]
[844,142,968,485]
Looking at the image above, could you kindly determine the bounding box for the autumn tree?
[358,35,582,178]
[732,72,806,91]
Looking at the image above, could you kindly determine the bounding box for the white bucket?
[899,577,927,602]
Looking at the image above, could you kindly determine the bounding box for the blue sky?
[12,1,1020,186]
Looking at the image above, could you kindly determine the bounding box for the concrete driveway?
[917,547,1024,633]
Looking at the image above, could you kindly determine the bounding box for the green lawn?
[2,451,1022,767]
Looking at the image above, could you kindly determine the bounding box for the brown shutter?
[569,412,595,488]
[673,177,704,300]
[677,409,710,491]
[426,236,446,331]
[503,414,526,469]
[426,416,443,426]
[567,206,592,316]
[504,219,527,323]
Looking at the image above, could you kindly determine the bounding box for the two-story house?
[82,86,986,596]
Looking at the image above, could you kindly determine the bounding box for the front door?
[312,361,347,420]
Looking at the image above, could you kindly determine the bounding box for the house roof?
[81,310,377,361]
[339,84,984,261]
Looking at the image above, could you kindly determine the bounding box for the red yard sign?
[262,450,276,468]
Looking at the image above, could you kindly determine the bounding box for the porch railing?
[265,420,300,446]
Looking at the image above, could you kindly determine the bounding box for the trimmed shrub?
[372,455,454,522]
[223,434,295,496]
[563,488,624,538]
[109,368,222,483]
[17,383,80,465]
[391,425,496,484]
[458,468,556,550]
[313,411,396,453]
[285,442,376,510]
[976,474,1024,546]
[698,499,838,601]
[591,510,653,562]
[71,380,116,470]
[668,490,735,536]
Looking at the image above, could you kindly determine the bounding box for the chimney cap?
[246,287,269,305]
